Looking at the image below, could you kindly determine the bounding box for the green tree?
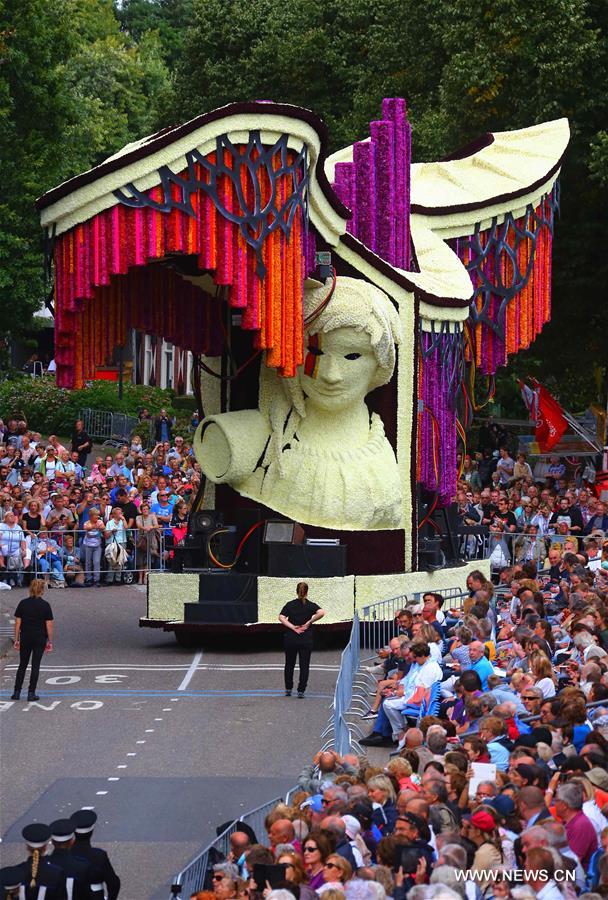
[428,0,607,411]
[0,0,80,350]
[172,0,607,410]
[0,0,170,358]
[114,0,195,70]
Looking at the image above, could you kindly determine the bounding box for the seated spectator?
[34,530,65,587]
[298,752,356,795]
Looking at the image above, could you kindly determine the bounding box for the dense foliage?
[0,376,175,435]
[1,0,606,412]
[0,0,169,364]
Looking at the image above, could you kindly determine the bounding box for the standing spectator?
[151,490,174,540]
[0,510,28,584]
[108,453,131,481]
[130,434,144,455]
[69,451,84,483]
[496,447,515,487]
[513,452,533,481]
[71,420,91,468]
[21,499,45,537]
[11,579,54,702]
[547,455,566,482]
[113,489,138,528]
[35,445,58,481]
[46,494,76,534]
[82,508,104,587]
[54,450,75,490]
[20,435,37,467]
[170,500,189,548]
[154,408,173,444]
[104,507,129,585]
[135,502,160,584]
[77,490,100,527]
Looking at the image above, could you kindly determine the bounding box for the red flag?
[535,383,568,452]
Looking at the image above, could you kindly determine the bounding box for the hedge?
[0,376,181,435]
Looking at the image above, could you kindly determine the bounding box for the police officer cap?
[70,809,97,834]
[0,865,24,889]
[22,823,51,848]
[49,819,75,842]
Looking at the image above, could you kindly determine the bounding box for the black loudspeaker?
[173,528,236,571]
[416,487,462,569]
[183,572,258,624]
[267,543,346,577]
[190,510,223,536]
[185,601,257,624]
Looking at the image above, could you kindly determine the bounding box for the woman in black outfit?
[279,582,325,698]
[21,499,45,537]
[11,578,54,702]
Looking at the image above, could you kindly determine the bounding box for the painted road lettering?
[0,700,106,711]
[44,674,129,685]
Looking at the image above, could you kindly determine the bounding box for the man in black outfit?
[48,819,105,899]
[279,581,325,698]
[71,419,92,469]
[71,809,121,900]
[11,578,54,702]
[114,488,138,528]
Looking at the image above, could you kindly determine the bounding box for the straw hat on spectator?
[585,768,608,791]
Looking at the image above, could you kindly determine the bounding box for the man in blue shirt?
[469,641,495,691]
[151,491,174,537]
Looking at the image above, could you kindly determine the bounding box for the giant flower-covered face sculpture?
[300,327,379,415]
[195,277,403,530]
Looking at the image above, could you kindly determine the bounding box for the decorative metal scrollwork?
[419,321,465,407]
[462,183,560,340]
[113,131,309,278]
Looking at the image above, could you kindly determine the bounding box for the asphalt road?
[0,584,342,899]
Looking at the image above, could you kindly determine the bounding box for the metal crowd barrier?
[318,612,361,756]
[358,589,467,652]
[326,586,470,754]
[1,527,169,587]
[359,594,408,652]
[460,528,570,570]
[170,789,297,899]
[79,409,140,447]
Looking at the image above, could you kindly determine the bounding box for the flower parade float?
[36,100,569,638]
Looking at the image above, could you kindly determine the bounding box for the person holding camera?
[11,578,54,702]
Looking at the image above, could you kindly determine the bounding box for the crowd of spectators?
[331,557,608,897]
[189,725,608,900]
[454,431,607,570]
[180,542,608,900]
[0,411,201,587]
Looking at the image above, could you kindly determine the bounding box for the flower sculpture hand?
[194,277,404,530]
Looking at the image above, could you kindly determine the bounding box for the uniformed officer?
[15,823,64,900]
[70,810,121,900]
[0,864,24,899]
[48,819,104,900]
